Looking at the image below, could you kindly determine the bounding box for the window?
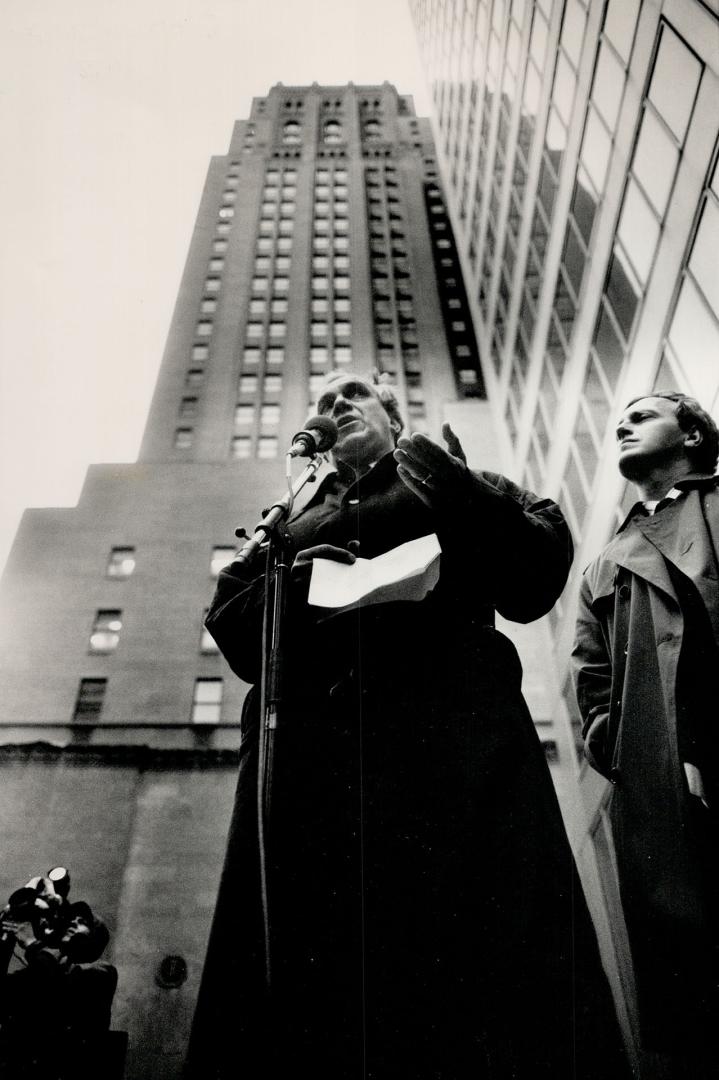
[73,678,107,723]
[192,344,209,362]
[211,546,235,577]
[234,404,254,428]
[231,436,251,460]
[174,428,193,449]
[648,24,701,144]
[282,121,301,145]
[106,547,135,578]
[192,678,223,724]
[89,610,122,654]
[258,436,278,459]
[179,397,198,419]
[239,374,258,394]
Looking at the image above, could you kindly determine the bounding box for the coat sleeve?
[571,571,614,778]
[205,547,316,686]
[451,470,573,623]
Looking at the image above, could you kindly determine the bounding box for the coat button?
[619,585,630,600]
[609,767,621,786]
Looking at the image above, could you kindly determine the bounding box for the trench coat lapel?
[637,485,719,642]
[604,524,678,603]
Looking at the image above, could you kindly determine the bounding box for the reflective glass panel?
[583,355,612,442]
[553,53,577,126]
[653,351,681,394]
[530,9,549,68]
[668,279,719,404]
[617,180,660,284]
[561,0,586,69]
[572,166,599,245]
[593,43,624,129]
[593,302,624,387]
[606,247,641,342]
[581,109,611,195]
[603,0,640,65]
[562,222,586,299]
[688,197,719,318]
[648,25,701,144]
[633,107,678,217]
[574,403,599,486]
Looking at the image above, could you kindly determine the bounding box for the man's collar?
[616,472,718,533]
[332,450,396,489]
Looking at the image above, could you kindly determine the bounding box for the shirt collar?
[616,473,718,533]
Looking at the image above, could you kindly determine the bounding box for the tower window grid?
[524,0,643,493]
[556,18,704,544]
[475,0,534,359]
[177,161,240,452]
[309,164,352,397]
[502,0,588,448]
[233,166,297,461]
[365,164,426,428]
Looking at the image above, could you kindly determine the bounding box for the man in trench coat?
[572,391,719,1073]
[188,372,628,1079]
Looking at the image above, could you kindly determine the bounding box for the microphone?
[288,415,338,457]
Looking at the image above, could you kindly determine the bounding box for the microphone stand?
[233,451,326,991]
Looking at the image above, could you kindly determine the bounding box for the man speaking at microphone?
[187,372,628,1079]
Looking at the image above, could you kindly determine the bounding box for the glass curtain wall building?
[411,0,719,1058]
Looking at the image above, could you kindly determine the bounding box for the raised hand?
[393,422,468,508]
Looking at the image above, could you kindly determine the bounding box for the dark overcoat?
[572,475,719,1050]
[187,454,627,1079]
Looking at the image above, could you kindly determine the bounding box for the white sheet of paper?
[308,533,442,610]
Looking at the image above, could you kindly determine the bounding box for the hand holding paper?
[308,533,441,612]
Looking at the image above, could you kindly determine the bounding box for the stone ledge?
[0,740,240,770]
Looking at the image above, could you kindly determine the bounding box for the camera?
[0,868,71,945]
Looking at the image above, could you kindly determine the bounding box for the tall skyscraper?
[410,0,719,1064]
[0,82,488,1078]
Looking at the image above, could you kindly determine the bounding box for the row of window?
[175,161,241,450]
[73,677,224,725]
[231,168,299,460]
[86,606,222,657]
[100,544,237,581]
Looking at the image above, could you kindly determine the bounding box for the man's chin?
[618,450,646,481]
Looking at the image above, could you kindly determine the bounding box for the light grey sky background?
[0,0,432,573]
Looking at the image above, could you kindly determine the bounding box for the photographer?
[0,873,117,1079]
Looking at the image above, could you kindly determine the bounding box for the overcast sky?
[0,0,432,573]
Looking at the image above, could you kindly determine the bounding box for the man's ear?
[684,425,703,450]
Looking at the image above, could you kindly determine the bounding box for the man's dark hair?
[626,391,719,473]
